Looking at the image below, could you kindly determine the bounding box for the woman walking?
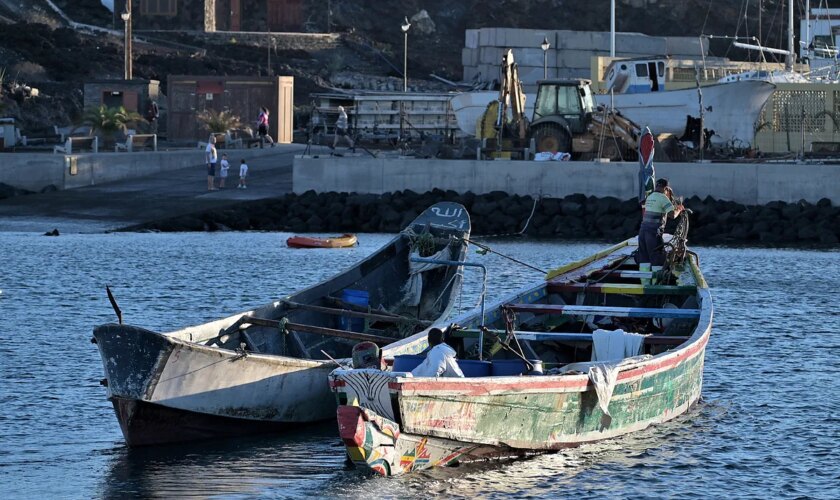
[331,105,355,151]
[256,107,275,148]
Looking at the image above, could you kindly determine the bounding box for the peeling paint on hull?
[95,326,339,445]
[93,201,473,446]
[333,238,713,476]
[111,397,309,446]
[338,340,706,476]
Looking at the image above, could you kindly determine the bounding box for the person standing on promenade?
[637,178,682,284]
[331,105,355,151]
[145,100,159,134]
[238,159,249,189]
[218,153,230,189]
[257,107,275,148]
[205,134,218,191]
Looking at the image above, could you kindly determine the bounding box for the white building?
[800,7,840,64]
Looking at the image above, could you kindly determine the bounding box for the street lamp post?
[401,17,411,91]
[400,17,411,142]
[121,0,132,80]
[541,37,550,79]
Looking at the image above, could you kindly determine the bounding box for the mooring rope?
[463,237,547,274]
[471,196,540,239]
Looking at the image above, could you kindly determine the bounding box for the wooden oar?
[240,316,395,345]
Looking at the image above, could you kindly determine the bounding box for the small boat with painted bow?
[93,202,470,446]
[287,234,358,248]
[331,228,711,476]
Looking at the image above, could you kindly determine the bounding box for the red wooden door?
[267,0,302,32]
[230,0,241,31]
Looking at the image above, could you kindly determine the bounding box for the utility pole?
[267,28,272,76]
[121,0,133,80]
[327,0,332,33]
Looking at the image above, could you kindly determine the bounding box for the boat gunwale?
[156,201,470,343]
[341,238,713,395]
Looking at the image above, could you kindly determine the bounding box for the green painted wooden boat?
[330,236,712,476]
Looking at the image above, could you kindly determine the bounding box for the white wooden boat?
[93,202,471,446]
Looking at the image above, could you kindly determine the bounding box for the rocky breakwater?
[129,190,840,247]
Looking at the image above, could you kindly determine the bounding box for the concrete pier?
[0,145,312,232]
[0,147,287,193]
[293,157,840,205]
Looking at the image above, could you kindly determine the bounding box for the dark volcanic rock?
[123,190,839,248]
[0,183,34,200]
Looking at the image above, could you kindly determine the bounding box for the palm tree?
[196,109,243,134]
[82,105,143,145]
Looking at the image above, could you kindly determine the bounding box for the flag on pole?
[638,126,655,205]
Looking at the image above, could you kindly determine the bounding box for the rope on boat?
[462,237,547,274]
[470,196,540,239]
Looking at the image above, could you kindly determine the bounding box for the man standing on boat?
[638,178,683,284]
[411,328,464,378]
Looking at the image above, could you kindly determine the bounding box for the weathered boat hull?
[332,238,712,476]
[338,337,706,475]
[111,398,307,446]
[593,81,776,146]
[95,324,335,445]
[94,202,471,446]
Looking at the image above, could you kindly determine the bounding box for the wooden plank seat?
[451,328,689,346]
[238,315,395,345]
[115,133,157,152]
[587,270,655,279]
[281,299,430,326]
[547,283,696,295]
[53,136,99,154]
[503,303,701,319]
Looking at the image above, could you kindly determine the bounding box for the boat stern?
[337,405,403,476]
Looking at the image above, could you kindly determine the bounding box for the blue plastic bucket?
[456,360,492,377]
[339,289,369,331]
[491,359,544,376]
[392,354,425,372]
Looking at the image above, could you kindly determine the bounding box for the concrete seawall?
[0,148,284,193]
[292,158,840,205]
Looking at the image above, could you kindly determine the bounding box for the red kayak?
[286,234,358,248]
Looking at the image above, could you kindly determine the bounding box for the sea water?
[0,233,837,498]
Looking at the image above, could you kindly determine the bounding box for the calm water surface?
[0,233,838,499]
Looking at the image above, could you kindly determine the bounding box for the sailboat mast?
[805,0,810,61]
[610,0,615,57]
[787,0,795,69]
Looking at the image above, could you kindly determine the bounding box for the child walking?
[238,159,249,189]
[218,154,230,189]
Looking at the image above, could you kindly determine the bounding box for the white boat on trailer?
[450,57,775,147]
[597,57,776,146]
